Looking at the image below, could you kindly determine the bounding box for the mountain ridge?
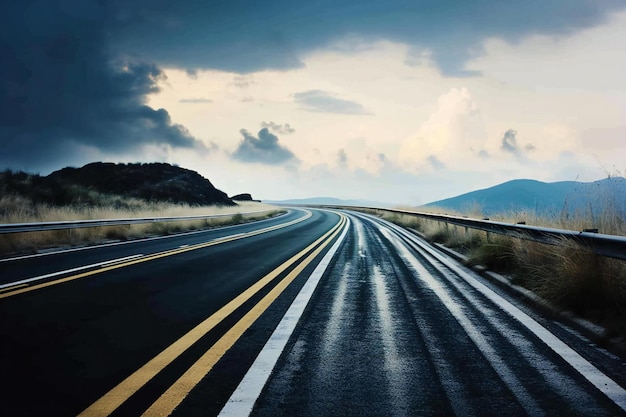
[422,177,626,216]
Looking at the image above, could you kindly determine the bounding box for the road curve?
[239,211,626,417]
[0,208,345,416]
[1,208,625,416]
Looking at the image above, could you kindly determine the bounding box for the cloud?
[261,122,296,135]
[232,75,254,88]
[501,129,520,153]
[427,155,446,170]
[185,68,199,79]
[400,87,486,171]
[337,149,348,168]
[294,90,371,115]
[232,128,297,164]
[0,0,204,171]
[467,11,626,91]
[104,1,624,76]
[179,98,212,104]
[501,129,538,162]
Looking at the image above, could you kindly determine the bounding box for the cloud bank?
[106,0,625,76]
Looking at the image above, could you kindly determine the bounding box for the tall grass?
[376,182,626,336]
[0,196,283,256]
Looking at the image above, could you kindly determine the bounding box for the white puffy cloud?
[399,87,486,171]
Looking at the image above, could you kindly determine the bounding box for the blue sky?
[2,1,625,204]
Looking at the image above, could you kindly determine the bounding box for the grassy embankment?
[369,194,626,340]
[0,194,284,256]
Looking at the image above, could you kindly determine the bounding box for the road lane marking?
[78,213,344,417]
[143,214,348,417]
[366,213,626,413]
[352,212,485,416]
[382,227,544,416]
[0,211,313,300]
[0,255,145,290]
[0,284,27,293]
[0,210,290,263]
[218,215,350,417]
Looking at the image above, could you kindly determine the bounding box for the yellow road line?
[78,214,345,417]
[0,211,312,300]
[142,214,347,416]
[0,284,27,293]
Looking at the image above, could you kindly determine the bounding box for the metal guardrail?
[0,210,274,235]
[326,205,626,262]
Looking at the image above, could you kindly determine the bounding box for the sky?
[2,1,625,205]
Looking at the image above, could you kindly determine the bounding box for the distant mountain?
[266,197,394,208]
[423,178,626,216]
[2,162,235,206]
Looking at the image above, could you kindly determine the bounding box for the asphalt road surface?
[1,208,625,416]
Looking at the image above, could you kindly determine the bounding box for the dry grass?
[370,192,626,336]
[0,197,283,256]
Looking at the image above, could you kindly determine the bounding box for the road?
[1,208,625,416]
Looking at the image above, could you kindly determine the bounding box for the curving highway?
[0,208,625,416]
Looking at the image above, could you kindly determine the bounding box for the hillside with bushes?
[1,162,235,207]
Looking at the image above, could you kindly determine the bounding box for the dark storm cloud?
[261,122,295,135]
[105,0,624,76]
[232,128,297,165]
[0,0,204,170]
[294,90,371,115]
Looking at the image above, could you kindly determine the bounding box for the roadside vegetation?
[0,192,284,257]
[365,184,626,341]
[0,166,286,256]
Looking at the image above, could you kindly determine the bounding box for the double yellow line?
[0,211,312,300]
[80,213,347,416]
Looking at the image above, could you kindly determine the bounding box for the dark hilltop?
[1,162,238,206]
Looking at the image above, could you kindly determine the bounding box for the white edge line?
[0,254,144,290]
[218,215,351,417]
[375,215,626,412]
[0,210,295,263]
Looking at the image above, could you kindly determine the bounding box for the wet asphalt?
[1,209,625,416]
[252,212,626,417]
